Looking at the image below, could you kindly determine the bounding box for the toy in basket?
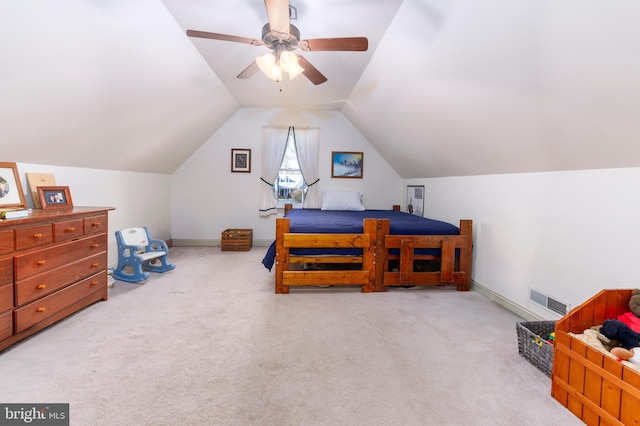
[516,321,555,377]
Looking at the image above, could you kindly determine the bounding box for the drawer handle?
[91,263,99,268]
[33,233,43,239]
[37,307,46,313]
[37,260,46,266]
[92,222,101,227]
[65,227,75,232]
[37,284,47,290]
[90,243,99,249]
[91,281,98,286]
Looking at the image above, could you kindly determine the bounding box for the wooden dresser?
[0,207,114,352]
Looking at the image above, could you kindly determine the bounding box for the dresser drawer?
[13,273,105,333]
[0,282,13,312]
[0,311,11,341]
[15,253,106,306]
[54,218,84,242]
[14,234,107,281]
[0,258,13,317]
[0,230,14,255]
[15,224,53,251]
[84,214,108,235]
[0,256,12,286]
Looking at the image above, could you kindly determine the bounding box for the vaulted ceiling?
[2,1,640,177]
[162,0,404,111]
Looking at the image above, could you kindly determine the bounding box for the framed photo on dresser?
[38,186,73,209]
[27,172,56,208]
[0,162,27,209]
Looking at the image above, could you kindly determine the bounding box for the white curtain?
[259,126,289,216]
[293,127,321,208]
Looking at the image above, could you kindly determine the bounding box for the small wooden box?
[552,289,640,425]
[221,229,253,251]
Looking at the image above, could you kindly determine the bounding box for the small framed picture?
[0,162,27,209]
[331,151,363,178]
[407,185,424,217]
[38,186,74,209]
[231,148,251,173]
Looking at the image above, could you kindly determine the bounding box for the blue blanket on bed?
[261,209,459,271]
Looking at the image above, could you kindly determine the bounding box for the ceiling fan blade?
[186,30,261,46]
[300,37,369,52]
[237,61,259,79]
[264,0,290,34]
[297,56,328,85]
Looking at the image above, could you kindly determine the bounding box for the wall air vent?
[529,288,569,316]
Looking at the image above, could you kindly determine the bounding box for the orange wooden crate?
[552,289,640,425]
[221,229,252,251]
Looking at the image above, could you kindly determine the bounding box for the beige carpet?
[0,247,583,426]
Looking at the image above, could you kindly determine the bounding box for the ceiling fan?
[186,0,368,85]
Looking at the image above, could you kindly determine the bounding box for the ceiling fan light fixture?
[270,65,283,82]
[256,53,276,74]
[256,50,300,82]
[279,50,298,73]
[256,52,282,81]
[288,64,305,80]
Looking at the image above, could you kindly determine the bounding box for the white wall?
[16,163,172,266]
[171,108,403,245]
[406,167,640,319]
[15,136,637,322]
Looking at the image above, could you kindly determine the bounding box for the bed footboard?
[275,218,380,294]
[274,215,472,293]
[378,219,473,291]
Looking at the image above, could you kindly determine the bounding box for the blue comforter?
[261,209,459,271]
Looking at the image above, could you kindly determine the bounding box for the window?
[274,132,305,205]
[260,126,319,216]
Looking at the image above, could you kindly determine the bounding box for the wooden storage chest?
[221,229,252,251]
[552,289,640,425]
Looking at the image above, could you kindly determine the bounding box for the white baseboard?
[170,239,272,247]
[170,239,217,247]
[472,280,545,321]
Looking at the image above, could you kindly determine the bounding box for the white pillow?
[321,190,365,211]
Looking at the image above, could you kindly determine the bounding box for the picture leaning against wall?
[407,185,424,217]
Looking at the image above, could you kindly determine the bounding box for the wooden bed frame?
[274,205,473,294]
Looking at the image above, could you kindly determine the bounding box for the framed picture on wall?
[331,151,363,178]
[231,148,251,173]
[407,185,424,217]
[38,186,74,209]
[0,162,27,209]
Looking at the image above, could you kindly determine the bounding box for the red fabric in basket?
[617,311,640,333]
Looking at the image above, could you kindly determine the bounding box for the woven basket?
[516,321,555,377]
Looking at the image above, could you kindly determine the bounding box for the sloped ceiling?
[0,0,238,174]
[2,1,640,177]
[345,0,640,177]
